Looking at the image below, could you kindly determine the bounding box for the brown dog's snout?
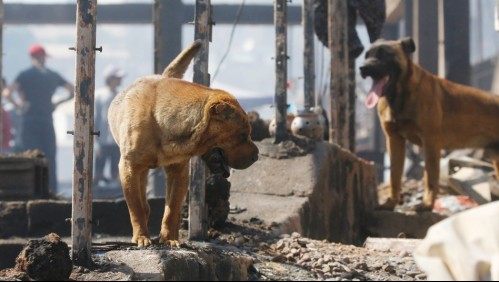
[228,142,259,170]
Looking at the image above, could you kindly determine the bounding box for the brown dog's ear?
[400,37,416,54]
[211,102,235,120]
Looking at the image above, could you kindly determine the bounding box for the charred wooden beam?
[3,3,302,25]
[328,0,349,147]
[303,0,315,109]
[0,1,3,151]
[274,0,288,144]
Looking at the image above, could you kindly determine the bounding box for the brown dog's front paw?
[160,238,181,248]
[377,198,398,210]
[133,235,152,247]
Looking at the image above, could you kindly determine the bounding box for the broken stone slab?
[230,141,378,246]
[447,167,491,204]
[101,242,254,281]
[363,237,422,254]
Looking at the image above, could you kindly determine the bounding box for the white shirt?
[95,86,118,146]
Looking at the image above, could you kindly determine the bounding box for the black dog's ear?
[400,37,416,54]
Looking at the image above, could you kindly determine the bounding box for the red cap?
[29,44,48,57]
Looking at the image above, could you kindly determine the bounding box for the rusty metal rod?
[189,0,212,241]
[71,0,97,267]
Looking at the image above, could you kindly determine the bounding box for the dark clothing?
[15,66,67,192]
[314,0,386,58]
[16,67,66,118]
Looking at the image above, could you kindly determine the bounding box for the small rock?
[382,264,396,274]
[322,264,331,273]
[405,271,421,278]
[416,273,427,280]
[341,257,351,264]
[271,254,286,263]
[354,262,368,271]
[399,250,409,258]
[299,254,311,262]
[297,238,308,247]
[323,254,333,263]
[276,240,285,250]
[291,232,301,238]
[234,236,245,246]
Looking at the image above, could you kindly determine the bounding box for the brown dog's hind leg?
[120,159,152,247]
[160,161,190,247]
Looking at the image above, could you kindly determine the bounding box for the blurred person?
[1,78,13,152]
[94,65,125,187]
[2,44,74,193]
[1,106,12,152]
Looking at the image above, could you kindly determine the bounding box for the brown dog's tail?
[162,39,203,78]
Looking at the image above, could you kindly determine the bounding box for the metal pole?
[71,0,97,267]
[302,0,315,109]
[274,0,288,144]
[412,0,419,64]
[437,0,445,78]
[328,0,349,146]
[189,0,212,241]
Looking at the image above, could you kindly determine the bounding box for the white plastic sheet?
[414,201,499,281]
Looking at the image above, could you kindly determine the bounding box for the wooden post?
[302,0,315,109]
[348,58,355,152]
[328,0,349,147]
[444,0,469,86]
[417,0,438,75]
[151,0,184,197]
[189,0,212,241]
[154,0,183,74]
[274,0,288,144]
[71,0,97,267]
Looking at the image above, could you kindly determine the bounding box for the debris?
[14,233,72,281]
[432,195,478,216]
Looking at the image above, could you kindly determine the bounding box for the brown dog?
[108,40,259,247]
[360,37,499,210]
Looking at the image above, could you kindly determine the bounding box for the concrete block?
[27,200,71,237]
[0,201,27,238]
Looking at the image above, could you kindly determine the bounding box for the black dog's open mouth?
[202,148,230,178]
